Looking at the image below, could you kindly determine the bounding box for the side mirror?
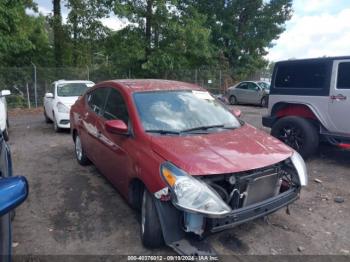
[105,120,129,135]
[0,90,11,97]
[45,93,54,99]
[0,176,28,217]
[231,108,242,118]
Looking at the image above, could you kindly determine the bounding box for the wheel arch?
[271,102,326,129]
[128,178,146,210]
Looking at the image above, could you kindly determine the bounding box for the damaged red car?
[70,80,307,255]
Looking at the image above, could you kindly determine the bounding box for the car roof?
[55,80,95,84]
[276,55,350,64]
[96,79,204,93]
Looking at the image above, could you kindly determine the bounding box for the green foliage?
[0,0,292,80]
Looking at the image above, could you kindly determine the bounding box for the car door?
[245,82,262,104]
[79,87,109,163]
[328,60,350,134]
[44,83,55,119]
[93,87,132,193]
[234,82,249,103]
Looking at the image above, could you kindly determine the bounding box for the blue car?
[0,132,28,262]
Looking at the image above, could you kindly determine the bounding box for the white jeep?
[263,56,350,157]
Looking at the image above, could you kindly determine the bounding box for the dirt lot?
[7,106,350,257]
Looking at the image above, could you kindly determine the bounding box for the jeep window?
[337,62,350,89]
[275,62,327,89]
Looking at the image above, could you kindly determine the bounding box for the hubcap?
[141,190,146,235]
[75,136,83,160]
[278,126,303,150]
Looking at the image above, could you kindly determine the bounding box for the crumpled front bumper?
[208,187,300,233]
[155,186,300,255]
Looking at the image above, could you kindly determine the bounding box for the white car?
[0,90,11,141]
[43,80,95,132]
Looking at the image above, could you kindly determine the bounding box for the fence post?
[86,66,90,80]
[31,62,37,107]
[195,69,198,84]
[26,82,31,109]
[219,70,222,93]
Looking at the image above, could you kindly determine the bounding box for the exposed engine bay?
[182,160,301,236]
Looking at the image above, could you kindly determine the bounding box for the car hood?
[150,124,293,176]
[57,96,80,108]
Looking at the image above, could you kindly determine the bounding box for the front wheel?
[261,96,268,108]
[3,127,9,141]
[74,134,90,165]
[141,189,164,248]
[53,113,61,133]
[271,116,319,158]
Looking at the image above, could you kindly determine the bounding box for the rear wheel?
[74,134,90,165]
[229,95,237,105]
[141,189,164,248]
[271,116,319,158]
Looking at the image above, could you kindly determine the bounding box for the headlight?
[291,151,308,186]
[160,162,231,217]
[57,102,69,113]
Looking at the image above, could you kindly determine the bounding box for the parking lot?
[8,105,350,256]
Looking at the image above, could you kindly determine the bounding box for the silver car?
[227,81,270,107]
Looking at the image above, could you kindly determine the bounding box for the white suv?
[43,80,94,132]
[263,56,350,157]
[0,90,11,141]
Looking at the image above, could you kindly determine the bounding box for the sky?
[32,0,350,62]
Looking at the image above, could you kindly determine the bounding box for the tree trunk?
[145,0,153,58]
[53,0,63,67]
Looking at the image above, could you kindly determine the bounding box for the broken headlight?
[290,151,308,186]
[160,162,231,217]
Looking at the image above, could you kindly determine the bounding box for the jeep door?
[329,60,350,134]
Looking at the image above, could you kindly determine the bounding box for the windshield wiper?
[181,124,227,133]
[146,130,181,135]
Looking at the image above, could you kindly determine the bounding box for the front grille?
[202,162,299,210]
[60,120,70,125]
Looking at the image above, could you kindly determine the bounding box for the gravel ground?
[7,106,350,257]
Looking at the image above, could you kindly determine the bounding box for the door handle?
[330,94,347,101]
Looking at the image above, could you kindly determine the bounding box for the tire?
[229,95,237,105]
[141,189,164,248]
[271,116,319,158]
[261,96,268,108]
[53,113,61,133]
[74,134,90,166]
[3,127,9,141]
[44,108,52,123]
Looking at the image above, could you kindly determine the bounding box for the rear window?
[337,62,350,89]
[275,62,328,89]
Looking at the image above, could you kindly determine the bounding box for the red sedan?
[70,80,307,254]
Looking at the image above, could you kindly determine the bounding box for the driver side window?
[87,88,109,115]
[103,88,129,124]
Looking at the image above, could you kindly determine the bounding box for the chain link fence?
[0,66,271,108]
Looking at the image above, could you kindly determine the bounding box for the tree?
[52,0,65,67]
[66,0,111,66]
[111,1,215,76]
[182,0,292,79]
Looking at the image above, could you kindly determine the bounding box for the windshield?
[133,90,241,134]
[258,82,270,89]
[57,83,89,97]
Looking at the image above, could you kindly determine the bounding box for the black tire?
[3,127,9,141]
[44,109,52,123]
[141,189,164,248]
[53,113,61,133]
[229,95,237,105]
[74,134,90,166]
[271,116,319,158]
[261,96,268,108]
